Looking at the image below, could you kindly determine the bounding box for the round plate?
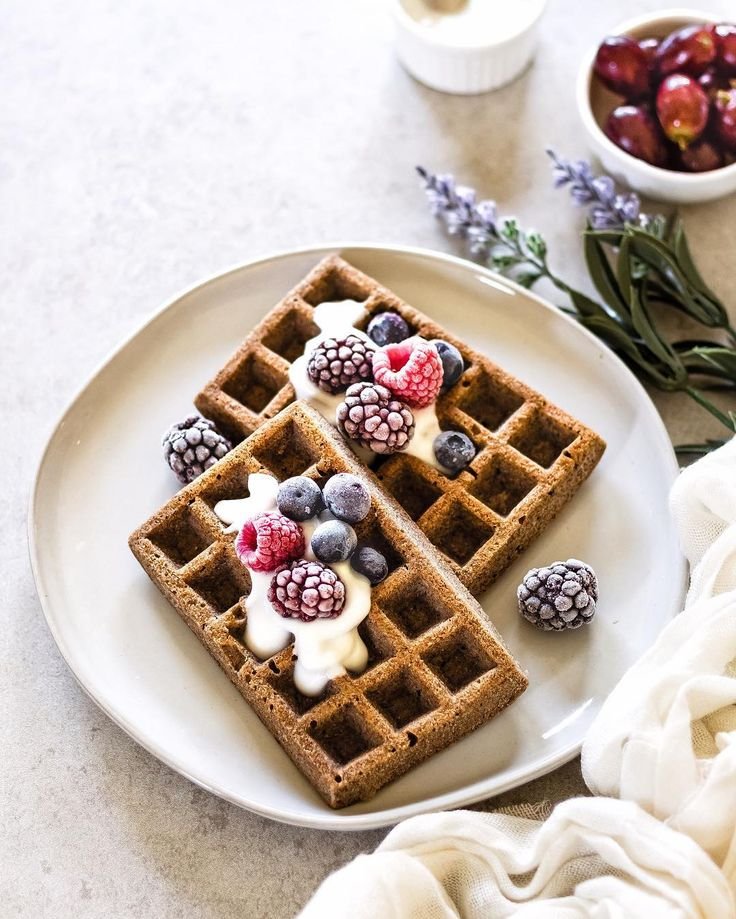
[29,244,685,830]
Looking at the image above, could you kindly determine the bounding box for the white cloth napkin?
[299,798,732,917]
[582,436,736,878]
[300,439,736,917]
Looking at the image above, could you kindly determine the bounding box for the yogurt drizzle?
[288,300,445,470]
[215,473,371,696]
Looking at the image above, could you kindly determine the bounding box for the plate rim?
[28,241,686,831]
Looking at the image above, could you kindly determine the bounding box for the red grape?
[604,105,669,166]
[656,74,709,148]
[713,23,736,76]
[712,87,736,153]
[594,36,650,98]
[638,38,659,67]
[656,25,716,77]
[679,139,724,171]
[698,67,723,97]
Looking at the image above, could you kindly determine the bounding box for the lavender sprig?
[416,166,553,289]
[416,158,736,454]
[546,149,667,237]
[417,167,498,259]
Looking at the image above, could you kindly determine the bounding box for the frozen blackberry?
[162,414,232,485]
[432,340,464,391]
[336,382,415,454]
[367,311,411,347]
[518,559,598,631]
[434,430,475,472]
[350,546,388,585]
[311,520,357,563]
[306,334,375,394]
[277,476,324,521]
[322,473,371,524]
[268,559,346,621]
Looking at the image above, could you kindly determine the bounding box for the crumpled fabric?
[299,798,733,917]
[300,439,736,917]
[582,437,736,880]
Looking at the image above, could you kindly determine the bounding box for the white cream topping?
[406,404,444,467]
[288,299,446,472]
[214,473,370,696]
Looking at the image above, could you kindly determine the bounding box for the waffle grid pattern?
[130,404,527,808]
[195,256,606,597]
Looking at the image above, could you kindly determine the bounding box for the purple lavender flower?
[416,166,498,258]
[546,149,657,230]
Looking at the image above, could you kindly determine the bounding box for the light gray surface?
[3,1,734,916]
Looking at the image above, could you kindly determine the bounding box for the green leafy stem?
[487,216,736,455]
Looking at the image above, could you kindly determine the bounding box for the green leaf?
[643,214,668,240]
[490,254,519,270]
[677,442,728,457]
[680,346,736,381]
[616,235,634,303]
[629,285,678,370]
[641,278,682,309]
[685,386,736,430]
[675,439,729,458]
[514,271,542,289]
[499,218,519,243]
[525,231,547,261]
[576,313,677,388]
[670,219,722,305]
[583,232,634,329]
[628,228,725,328]
[586,228,626,247]
[673,338,727,351]
[566,287,611,321]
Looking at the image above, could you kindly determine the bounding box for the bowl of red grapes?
[577,10,736,203]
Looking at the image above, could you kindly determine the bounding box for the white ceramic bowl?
[393,0,547,95]
[576,8,736,204]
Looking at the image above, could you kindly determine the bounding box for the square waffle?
[129,402,528,808]
[195,255,606,597]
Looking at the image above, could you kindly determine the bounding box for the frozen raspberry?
[306,334,375,394]
[372,338,444,407]
[337,382,414,454]
[268,559,346,621]
[235,512,305,572]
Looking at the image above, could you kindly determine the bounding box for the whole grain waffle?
[130,402,527,808]
[195,255,606,597]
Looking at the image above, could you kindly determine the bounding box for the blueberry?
[311,520,357,564]
[367,312,410,347]
[277,476,324,521]
[434,430,475,473]
[350,546,388,585]
[431,340,464,391]
[322,473,371,523]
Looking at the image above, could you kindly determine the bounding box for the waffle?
[195,255,606,597]
[130,403,528,808]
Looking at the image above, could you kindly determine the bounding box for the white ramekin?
[577,8,736,205]
[392,0,547,95]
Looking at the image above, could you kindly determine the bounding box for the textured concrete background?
[3,0,734,916]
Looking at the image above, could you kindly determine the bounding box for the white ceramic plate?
[29,244,686,831]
